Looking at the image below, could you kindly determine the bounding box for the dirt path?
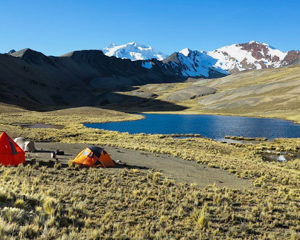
[29,142,252,189]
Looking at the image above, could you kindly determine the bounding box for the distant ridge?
[105,41,300,75]
[11,48,54,65]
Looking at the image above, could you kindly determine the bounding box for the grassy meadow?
[0,104,299,239]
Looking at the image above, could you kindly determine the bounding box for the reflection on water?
[85,114,300,140]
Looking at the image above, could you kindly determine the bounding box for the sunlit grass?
[0,105,299,238]
[0,166,299,239]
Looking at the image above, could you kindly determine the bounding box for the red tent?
[0,132,25,166]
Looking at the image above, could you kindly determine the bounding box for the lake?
[84,114,300,140]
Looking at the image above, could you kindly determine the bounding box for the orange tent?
[0,132,25,166]
[72,146,115,168]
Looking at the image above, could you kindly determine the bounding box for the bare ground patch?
[28,142,252,189]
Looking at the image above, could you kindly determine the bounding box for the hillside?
[195,62,300,122]
[121,63,300,123]
[0,48,184,110]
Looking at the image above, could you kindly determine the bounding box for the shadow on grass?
[24,159,149,170]
[33,91,188,113]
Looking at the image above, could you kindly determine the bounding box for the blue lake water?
[84,114,300,140]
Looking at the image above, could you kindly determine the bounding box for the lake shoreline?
[141,110,300,125]
[85,113,300,140]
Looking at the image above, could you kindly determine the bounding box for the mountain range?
[103,41,300,77]
[0,41,299,110]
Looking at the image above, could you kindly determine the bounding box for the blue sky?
[0,0,299,55]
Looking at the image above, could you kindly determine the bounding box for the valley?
[0,40,299,239]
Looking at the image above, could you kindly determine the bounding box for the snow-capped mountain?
[103,42,167,61]
[162,48,228,78]
[103,41,299,78]
[207,41,300,73]
[162,41,300,77]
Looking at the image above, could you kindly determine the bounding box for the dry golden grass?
[0,106,299,238]
[0,165,299,239]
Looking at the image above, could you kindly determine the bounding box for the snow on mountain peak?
[179,48,191,57]
[163,40,296,78]
[166,48,229,78]
[207,41,288,72]
[103,42,167,61]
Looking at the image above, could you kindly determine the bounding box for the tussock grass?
[0,166,299,239]
[0,106,299,238]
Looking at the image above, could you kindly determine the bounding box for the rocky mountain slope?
[207,41,300,73]
[162,49,228,78]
